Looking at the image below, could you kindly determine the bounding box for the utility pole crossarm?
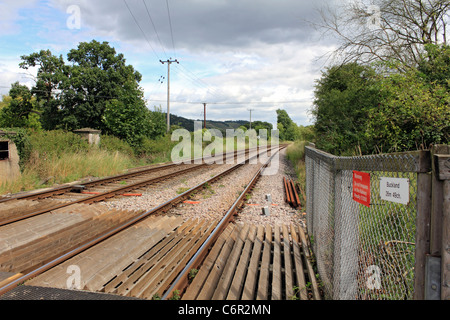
[160,59,179,133]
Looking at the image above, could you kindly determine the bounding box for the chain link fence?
[305,145,427,300]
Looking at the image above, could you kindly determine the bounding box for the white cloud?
[0,57,37,97]
[0,0,38,35]
[2,0,338,126]
[158,41,332,125]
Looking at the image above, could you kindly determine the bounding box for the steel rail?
[0,147,262,226]
[0,163,208,227]
[0,162,181,204]
[0,147,257,204]
[0,146,278,297]
[161,145,285,300]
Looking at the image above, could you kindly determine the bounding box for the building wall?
[0,140,21,185]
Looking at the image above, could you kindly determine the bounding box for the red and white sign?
[353,171,371,207]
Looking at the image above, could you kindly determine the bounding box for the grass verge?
[0,131,142,195]
[286,141,307,191]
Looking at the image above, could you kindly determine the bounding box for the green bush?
[286,141,308,194]
[100,134,135,157]
[136,135,178,163]
[286,141,307,164]
[28,130,90,158]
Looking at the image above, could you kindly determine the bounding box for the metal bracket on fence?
[425,255,441,300]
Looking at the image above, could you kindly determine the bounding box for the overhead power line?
[146,99,311,105]
[165,0,177,59]
[173,63,230,102]
[123,0,161,61]
[124,0,231,106]
[134,0,227,105]
[207,99,311,105]
[142,0,168,59]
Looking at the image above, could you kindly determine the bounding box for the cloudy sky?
[0,0,338,127]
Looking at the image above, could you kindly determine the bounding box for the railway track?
[0,147,259,204]
[0,163,205,226]
[0,144,319,300]
[0,148,254,226]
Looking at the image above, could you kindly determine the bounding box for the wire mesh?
[305,147,420,300]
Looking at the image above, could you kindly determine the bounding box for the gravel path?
[171,162,262,221]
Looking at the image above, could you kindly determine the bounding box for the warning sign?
[353,171,371,207]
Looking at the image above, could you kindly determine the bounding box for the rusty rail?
[0,164,207,227]
[0,162,182,204]
[0,147,257,204]
[0,147,263,227]
[161,146,285,300]
[284,177,301,209]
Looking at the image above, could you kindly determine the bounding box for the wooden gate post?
[442,179,450,300]
[434,148,450,300]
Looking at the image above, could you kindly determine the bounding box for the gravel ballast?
[104,148,305,228]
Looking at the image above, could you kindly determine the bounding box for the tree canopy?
[0,82,41,130]
[312,44,450,155]
[275,109,315,142]
[316,0,449,70]
[15,40,166,147]
[311,63,379,154]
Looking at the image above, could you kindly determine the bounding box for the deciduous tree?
[316,0,450,70]
[18,40,166,146]
[311,63,379,155]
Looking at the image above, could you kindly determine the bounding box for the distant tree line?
[276,109,314,143]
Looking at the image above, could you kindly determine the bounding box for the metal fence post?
[442,179,450,300]
[425,145,450,300]
[304,146,444,300]
[306,155,315,236]
[333,169,359,300]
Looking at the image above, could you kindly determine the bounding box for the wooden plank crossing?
[183,222,321,300]
[26,215,187,297]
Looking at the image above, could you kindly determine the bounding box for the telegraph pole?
[203,103,207,129]
[248,109,255,130]
[160,59,179,133]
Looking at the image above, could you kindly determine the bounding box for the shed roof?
[74,128,101,133]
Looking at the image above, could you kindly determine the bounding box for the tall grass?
[0,131,140,195]
[0,149,137,195]
[1,130,274,196]
[286,141,307,191]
